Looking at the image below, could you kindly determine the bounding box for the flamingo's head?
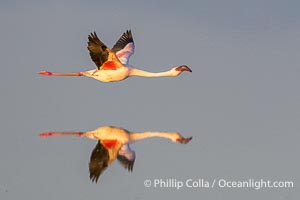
[175,65,192,73]
[176,136,192,144]
[171,133,192,144]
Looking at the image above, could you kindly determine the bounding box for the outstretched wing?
[89,141,109,183]
[117,144,135,172]
[87,32,110,70]
[112,30,135,65]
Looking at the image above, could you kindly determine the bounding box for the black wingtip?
[126,29,132,35]
[111,30,134,53]
[89,141,109,183]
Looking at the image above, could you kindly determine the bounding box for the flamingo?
[39,125,192,183]
[38,30,192,82]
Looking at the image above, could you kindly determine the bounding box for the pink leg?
[38,71,83,76]
[39,132,84,137]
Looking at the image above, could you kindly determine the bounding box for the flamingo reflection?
[40,125,192,183]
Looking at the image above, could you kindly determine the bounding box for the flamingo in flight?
[38,30,192,82]
[40,125,192,183]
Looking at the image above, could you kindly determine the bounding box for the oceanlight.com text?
[144,178,294,190]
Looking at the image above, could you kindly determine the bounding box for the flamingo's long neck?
[39,132,84,137]
[128,68,175,77]
[129,132,177,142]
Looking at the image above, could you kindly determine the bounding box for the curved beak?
[175,65,192,72]
[177,136,192,144]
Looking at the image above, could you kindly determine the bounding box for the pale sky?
[0,0,299,199]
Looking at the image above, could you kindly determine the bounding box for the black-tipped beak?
[177,136,192,144]
[175,65,192,72]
